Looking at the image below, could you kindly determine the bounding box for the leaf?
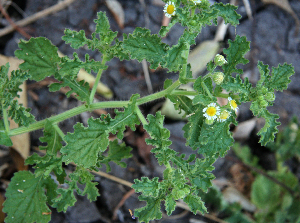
[223,35,250,76]
[165,194,176,215]
[98,140,132,172]
[192,94,212,106]
[51,182,77,212]
[211,3,241,26]
[62,29,88,49]
[132,177,160,197]
[7,100,35,127]
[198,117,234,157]
[39,120,63,155]
[265,63,294,91]
[15,37,60,81]
[183,194,207,215]
[3,171,51,223]
[123,27,168,69]
[62,95,140,168]
[49,76,91,103]
[134,196,162,223]
[257,109,280,145]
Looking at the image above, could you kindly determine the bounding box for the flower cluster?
[203,97,238,124]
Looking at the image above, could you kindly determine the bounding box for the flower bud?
[205,118,214,125]
[214,54,227,66]
[259,99,268,108]
[265,92,275,101]
[212,72,224,85]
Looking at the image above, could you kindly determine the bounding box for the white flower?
[191,0,201,4]
[203,103,220,120]
[217,110,230,122]
[228,97,238,112]
[164,1,176,18]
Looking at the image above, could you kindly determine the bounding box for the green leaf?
[0,130,12,146]
[52,182,77,212]
[58,53,107,77]
[39,120,63,155]
[7,100,35,127]
[165,194,176,215]
[183,194,207,214]
[49,76,91,103]
[223,35,250,76]
[211,3,241,26]
[62,95,140,168]
[42,176,58,207]
[123,27,168,69]
[15,37,60,81]
[62,29,88,49]
[3,171,51,223]
[132,177,160,197]
[135,195,162,223]
[94,11,110,34]
[194,76,214,97]
[198,117,234,157]
[265,63,294,91]
[192,94,212,106]
[98,140,132,172]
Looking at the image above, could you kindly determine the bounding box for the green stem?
[2,107,10,133]
[53,124,65,139]
[89,57,107,104]
[135,105,148,126]
[201,81,213,99]
[9,80,181,137]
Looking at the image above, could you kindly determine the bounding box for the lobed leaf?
[184,194,207,215]
[132,177,160,197]
[134,196,162,223]
[211,3,241,26]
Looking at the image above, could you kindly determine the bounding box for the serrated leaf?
[183,194,207,214]
[52,184,77,212]
[62,95,140,168]
[194,76,214,97]
[257,109,280,145]
[62,29,88,49]
[265,63,294,91]
[123,28,168,69]
[135,195,162,223]
[165,194,176,215]
[98,140,132,172]
[42,176,58,207]
[0,130,13,146]
[15,37,60,81]
[58,53,107,77]
[94,11,110,34]
[7,100,35,127]
[3,171,51,223]
[223,35,250,76]
[49,76,90,103]
[211,3,241,26]
[183,108,204,150]
[198,119,234,157]
[132,177,160,197]
[192,94,212,106]
[39,120,63,155]
[167,93,195,117]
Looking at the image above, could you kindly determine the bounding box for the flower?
[217,110,230,122]
[191,0,201,4]
[164,1,176,18]
[203,103,220,120]
[228,97,238,112]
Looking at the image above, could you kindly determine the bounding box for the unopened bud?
[214,54,227,66]
[212,72,224,85]
[205,118,214,125]
[259,99,268,108]
[265,92,275,101]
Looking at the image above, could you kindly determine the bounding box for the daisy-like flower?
[228,97,238,112]
[191,0,201,5]
[203,103,220,120]
[217,110,230,122]
[164,1,176,18]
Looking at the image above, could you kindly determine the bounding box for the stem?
[9,80,181,137]
[89,57,107,104]
[2,107,10,133]
[135,106,148,126]
[53,124,65,139]
[201,81,213,99]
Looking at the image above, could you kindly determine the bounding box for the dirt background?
[0,0,300,222]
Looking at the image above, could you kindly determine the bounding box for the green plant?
[0,0,295,222]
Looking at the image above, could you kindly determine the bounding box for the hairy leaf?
[132,177,160,197]
[184,194,207,214]
[134,196,162,223]
[15,37,60,81]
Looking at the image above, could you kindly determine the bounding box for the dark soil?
[1,0,300,222]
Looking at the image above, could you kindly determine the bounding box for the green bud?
[214,54,227,66]
[265,92,275,101]
[261,87,268,94]
[259,99,268,108]
[205,118,214,125]
[257,96,264,101]
[212,72,224,85]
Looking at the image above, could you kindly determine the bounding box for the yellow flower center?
[206,107,217,117]
[167,4,175,14]
[230,100,237,109]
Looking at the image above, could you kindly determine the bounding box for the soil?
[1,0,300,222]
